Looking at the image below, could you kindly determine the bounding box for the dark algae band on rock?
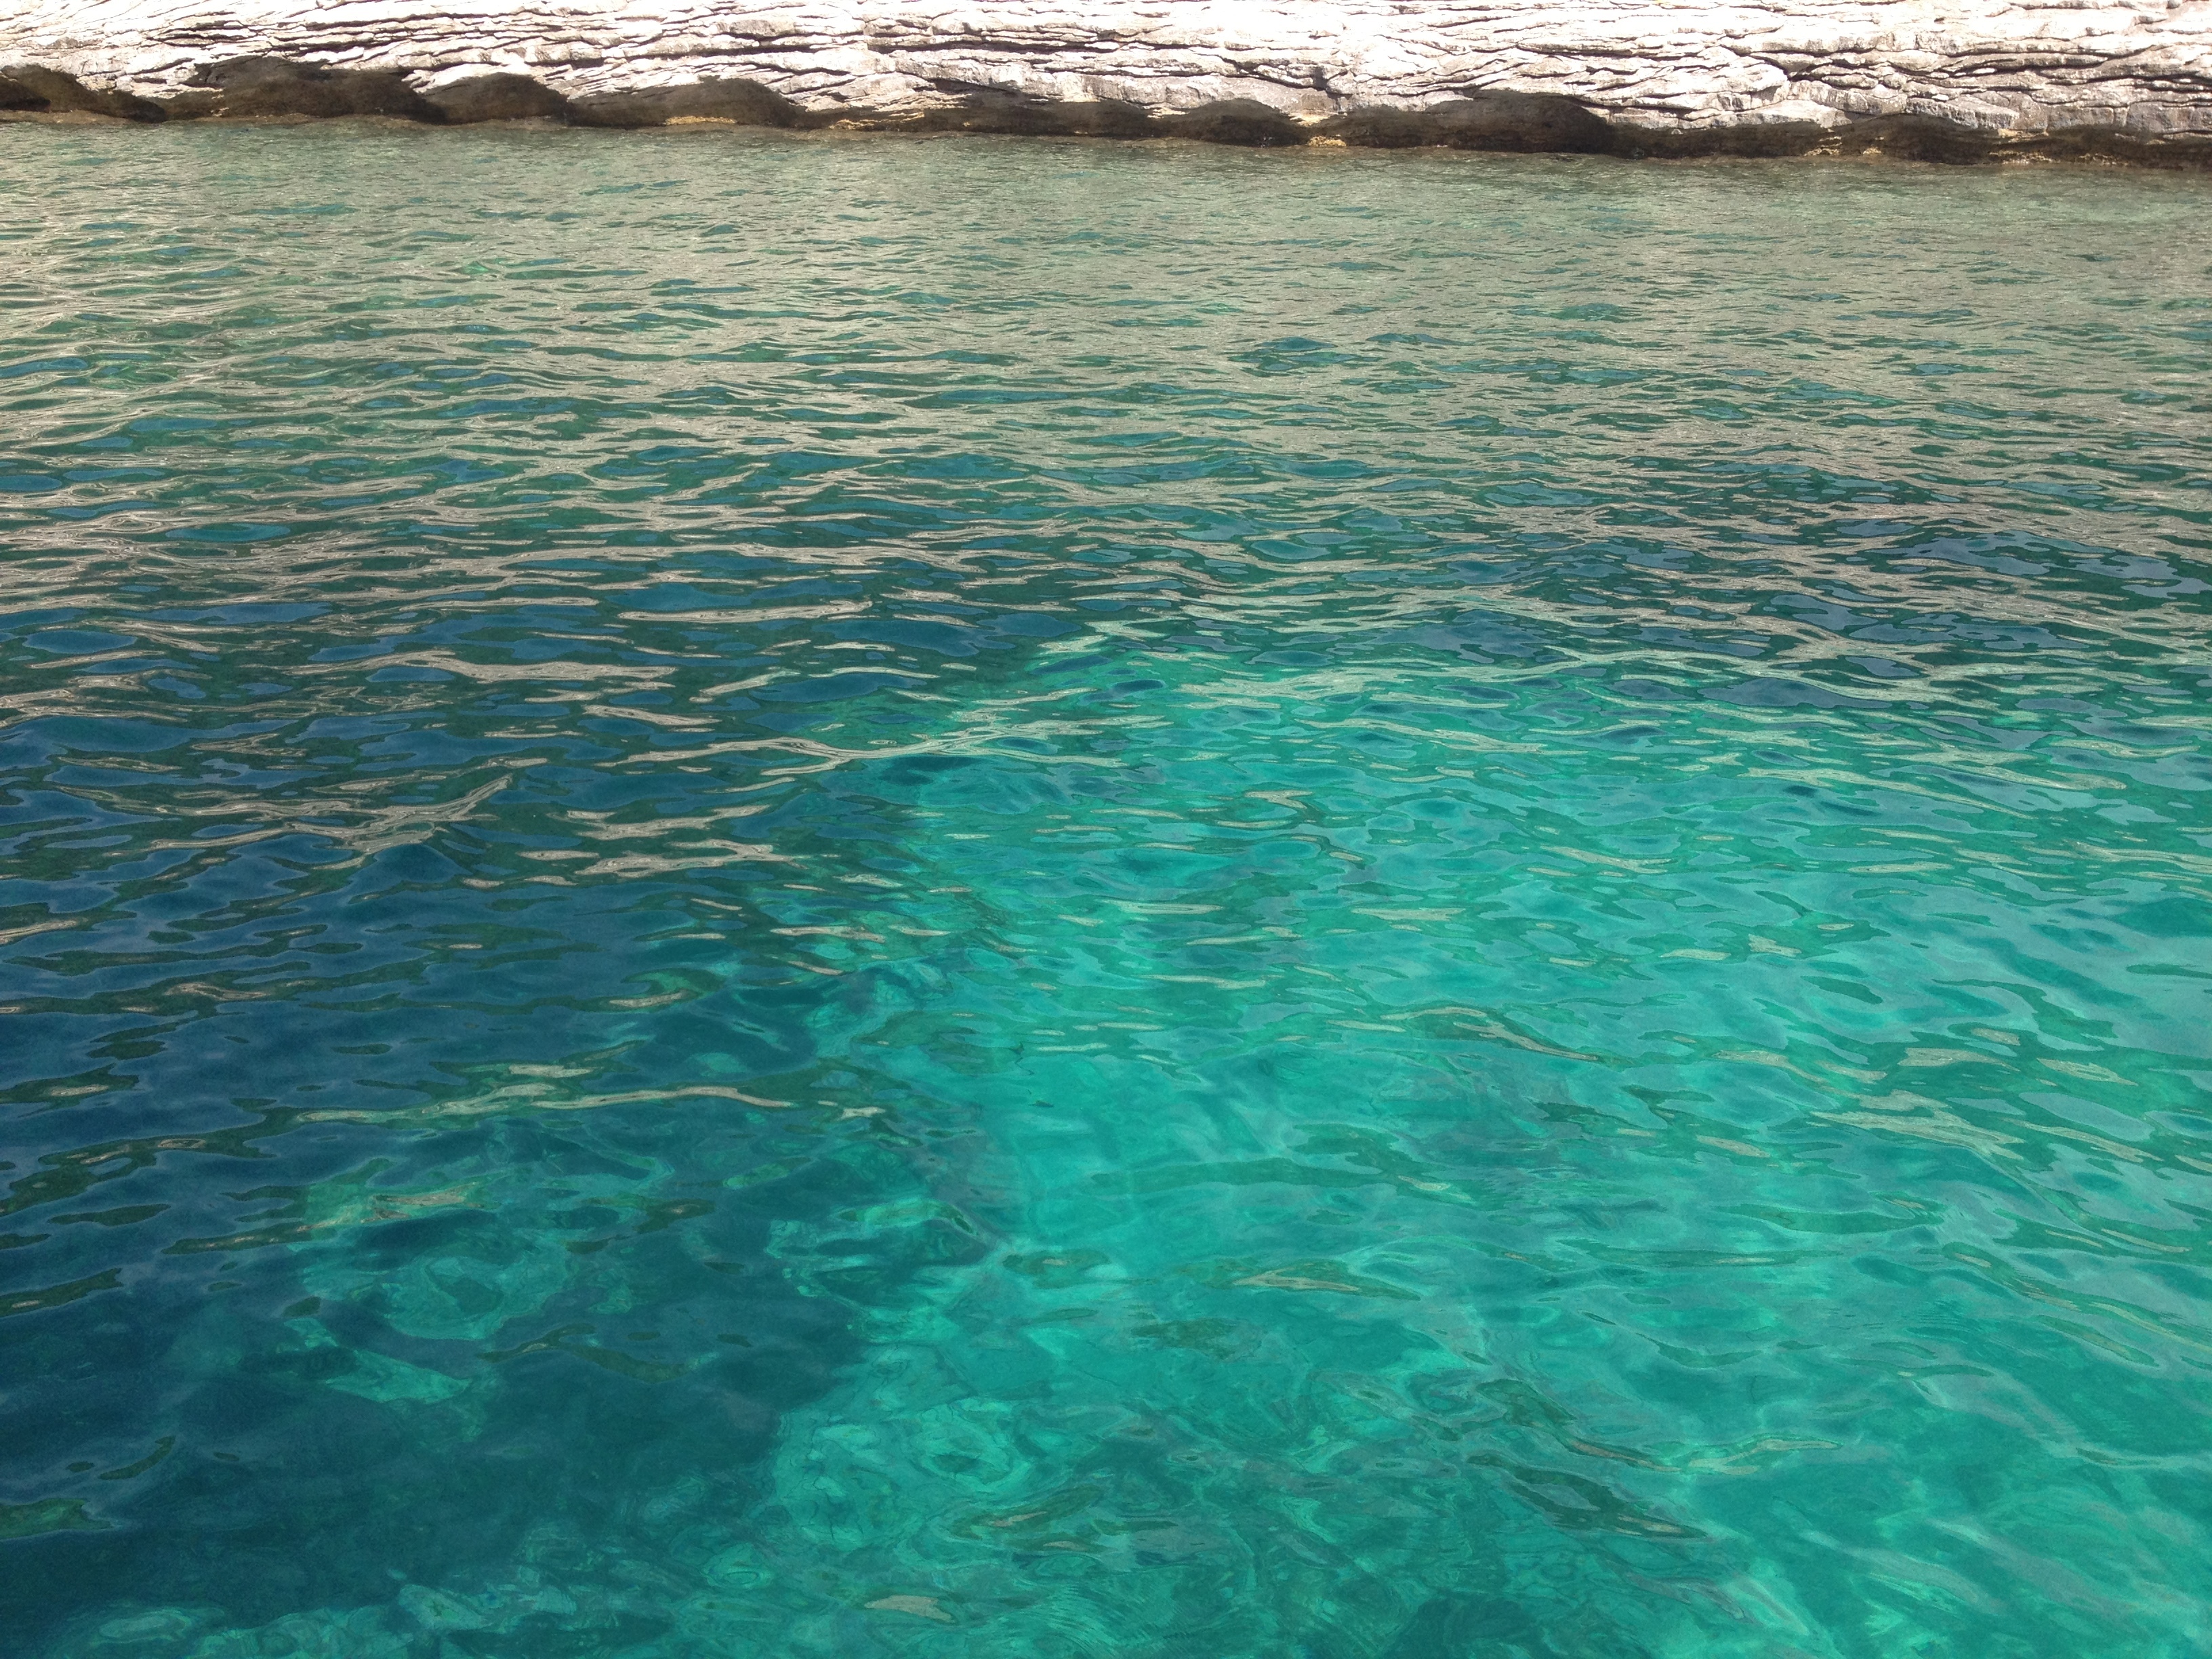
[0,64,165,123]
[3,60,2211,169]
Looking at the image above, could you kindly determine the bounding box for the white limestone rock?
[1,0,2206,131]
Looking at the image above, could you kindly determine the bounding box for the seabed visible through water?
[1,123,2209,1659]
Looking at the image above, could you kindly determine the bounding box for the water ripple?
[1,125,2209,1658]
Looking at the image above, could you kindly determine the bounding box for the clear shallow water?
[1,123,2209,1659]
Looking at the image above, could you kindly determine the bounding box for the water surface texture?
[2,126,2209,1659]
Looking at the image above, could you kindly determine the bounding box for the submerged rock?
[1832,115,1999,165]
[1606,117,2212,169]
[428,73,572,125]
[192,56,443,122]
[909,95,1153,139]
[1323,94,1612,155]
[2002,128,2212,170]
[2,64,163,121]
[569,78,806,129]
[1159,100,1307,148]
[1612,122,1830,160]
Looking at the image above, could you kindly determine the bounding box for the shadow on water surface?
[0,124,2208,1658]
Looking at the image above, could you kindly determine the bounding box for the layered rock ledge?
[3,1,2209,162]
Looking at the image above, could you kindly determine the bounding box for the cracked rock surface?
[1,0,2207,134]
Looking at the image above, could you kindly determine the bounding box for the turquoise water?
[2,123,2209,1659]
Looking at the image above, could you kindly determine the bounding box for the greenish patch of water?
[1,124,2209,1658]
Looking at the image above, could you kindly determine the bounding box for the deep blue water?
[2,123,2211,1659]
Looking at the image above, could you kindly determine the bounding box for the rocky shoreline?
[3,57,2209,168]
[6,0,2211,167]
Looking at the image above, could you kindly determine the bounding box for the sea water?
[1,123,2209,1659]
